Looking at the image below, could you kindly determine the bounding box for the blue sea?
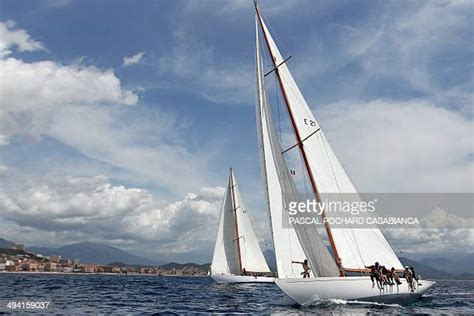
[0,273,472,314]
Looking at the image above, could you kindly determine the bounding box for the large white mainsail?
[256,11,403,271]
[256,17,339,278]
[211,169,270,277]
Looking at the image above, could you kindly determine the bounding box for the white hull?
[276,276,434,305]
[212,273,274,283]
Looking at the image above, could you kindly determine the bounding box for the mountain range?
[1,238,159,265]
[1,237,472,278]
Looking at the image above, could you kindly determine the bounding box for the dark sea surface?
[0,273,472,314]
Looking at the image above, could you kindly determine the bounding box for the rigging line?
[318,131,350,265]
[229,169,243,273]
[275,75,283,145]
[320,133,343,194]
[265,56,292,77]
[301,150,310,195]
[373,228,400,261]
[274,69,314,197]
[345,225,366,269]
[282,128,321,154]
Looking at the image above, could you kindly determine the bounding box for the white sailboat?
[254,2,433,304]
[211,168,274,283]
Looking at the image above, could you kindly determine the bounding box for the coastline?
[0,271,209,277]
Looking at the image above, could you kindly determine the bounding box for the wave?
[302,296,402,308]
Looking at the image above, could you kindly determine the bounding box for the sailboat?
[254,2,433,304]
[211,168,274,283]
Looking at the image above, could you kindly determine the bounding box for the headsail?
[211,169,270,275]
[230,170,271,273]
[256,9,403,271]
[256,16,339,278]
[211,172,240,275]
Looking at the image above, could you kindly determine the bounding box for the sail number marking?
[304,118,316,127]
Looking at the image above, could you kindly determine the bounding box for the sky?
[0,0,472,263]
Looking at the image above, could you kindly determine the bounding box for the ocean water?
[0,273,472,314]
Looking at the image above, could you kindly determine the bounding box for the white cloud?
[45,103,209,194]
[182,0,321,18]
[0,175,225,260]
[384,208,474,253]
[0,57,138,144]
[420,208,474,229]
[317,99,473,192]
[0,164,8,173]
[294,1,472,113]
[0,20,211,197]
[0,20,45,58]
[157,30,252,104]
[122,51,145,67]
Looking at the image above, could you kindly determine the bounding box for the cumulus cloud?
[384,206,474,254]
[420,208,474,229]
[0,57,137,145]
[0,21,208,194]
[0,175,225,260]
[0,20,45,58]
[122,51,145,67]
[316,99,473,193]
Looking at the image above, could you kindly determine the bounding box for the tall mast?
[229,167,243,273]
[254,4,344,276]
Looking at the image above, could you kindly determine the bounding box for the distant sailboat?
[254,2,433,304]
[211,168,274,283]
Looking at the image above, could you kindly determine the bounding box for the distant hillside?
[51,242,158,265]
[161,262,210,270]
[402,252,474,276]
[399,257,453,279]
[27,246,55,256]
[23,241,159,265]
[0,238,16,249]
[0,248,45,261]
[419,256,473,275]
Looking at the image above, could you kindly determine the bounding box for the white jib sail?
[211,174,240,275]
[211,170,270,275]
[258,15,403,271]
[255,18,307,278]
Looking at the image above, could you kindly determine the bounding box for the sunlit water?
[0,273,472,314]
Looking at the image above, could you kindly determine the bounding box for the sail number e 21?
[304,118,316,127]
